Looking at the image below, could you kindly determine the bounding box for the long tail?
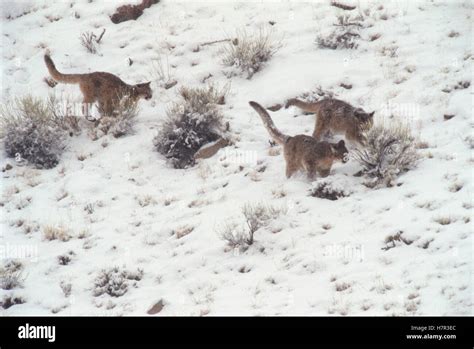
[249,101,289,145]
[285,98,321,113]
[44,54,82,84]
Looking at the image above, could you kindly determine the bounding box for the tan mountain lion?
[285,98,374,146]
[44,53,152,119]
[249,101,349,179]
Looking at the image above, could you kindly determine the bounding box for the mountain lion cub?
[249,101,349,179]
[44,53,152,118]
[285,98,374,146]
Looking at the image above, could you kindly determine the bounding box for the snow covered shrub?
[352,120,420,188]
[93,267,143,298]
[0,295,25,310]
[242,202,285,243]
[0,95,68,169]
[317,31,359,50]
[94,96,139,138]
[309,174,352,200]
[221,27,281,79]
[219,203,285,250]
[316,15,362,50]
[153,85,227,169]
[0,260,24,290]
[57,252,74,266]
[80,28,105,54]
[288,86,335,107]
[382,231,413,251]
[151,53,176,89]
[464,135,474,149]
[80,31,98,54]
[48,95,81,137]
[218,222,250,251]
[179,83,229,106]
[60,281,72,297]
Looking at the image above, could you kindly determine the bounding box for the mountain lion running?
[285,98,374,146]
[44,53,152,118]
[249,101,349,179]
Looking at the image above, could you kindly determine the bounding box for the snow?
[0,0,472,315]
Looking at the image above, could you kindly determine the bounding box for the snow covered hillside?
[1,0,472,315]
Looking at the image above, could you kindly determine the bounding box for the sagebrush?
[178,83,229,106]
[153,84,228,169]
[0,95,69,169]
[292,86,336,105]
[94,96,139,138]
[0,260,24,290]
[218,222,250,250]
[80,31,98,54]
[1,295,25,309]
[219,202,285,250]
[79,29,105,54]
[93,267,143,297]
[352,120,420,187]
[316,15,362,50]
[151,53,175,88]
[47,94,81,136]
[309,175,351,200]
[221,28,281,79]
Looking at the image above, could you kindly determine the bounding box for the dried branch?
[95,28,106,43]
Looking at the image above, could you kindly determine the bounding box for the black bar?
[0,316,471,347]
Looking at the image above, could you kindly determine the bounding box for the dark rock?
[443,114,455,120]
[147,299,164,315]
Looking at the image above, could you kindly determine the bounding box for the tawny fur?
[44,54,152,118]
[285,98,374,146]
[249,101,349,180]
[194,138,229,160]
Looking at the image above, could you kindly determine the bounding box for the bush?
[242,203,284,244]
[87,95,139,140]
[0,95,68,169]
[221,28,281,79]
[352,120,420,187]
[309,174,352,200]
[0,260,24,290]
[48,95,81,137]
[43,225,71,242]
[218,222,250,251]
[316,15,362,50]
[80,31,98,54]
[464,135,474,149]
[150,53,175,89]
[79,28,105,54]
[0,295,25,309]
[178,83,229,106]
[95,96,139,138]
[153,85,227,169]
[288,86,335,107]
[93,267,143,298]
[219,202,285,251]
